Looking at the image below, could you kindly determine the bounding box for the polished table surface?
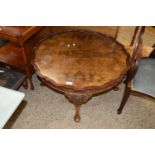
[34,30,130,122]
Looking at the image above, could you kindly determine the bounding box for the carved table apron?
[33,30,130,122]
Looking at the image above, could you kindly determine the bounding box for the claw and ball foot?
[74,104,81,122]
[40,82,45,86]
[22,78,34,90]
[65,93,92,123]
[113,86,119,91]
[23,79,28,89]
[30,81,34,90]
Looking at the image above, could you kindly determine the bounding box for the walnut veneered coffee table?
[33,30,130,122]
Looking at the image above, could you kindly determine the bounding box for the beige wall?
[118,26,155,57]
[49,26,155,57]
[50,26,118,37]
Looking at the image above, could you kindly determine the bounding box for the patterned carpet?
[4,75,155,129]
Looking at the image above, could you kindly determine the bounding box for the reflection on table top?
[34,30,130,92]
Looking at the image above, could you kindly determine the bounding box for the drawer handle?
[0,27,2,31]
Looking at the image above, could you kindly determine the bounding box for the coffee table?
[33,30,130,122]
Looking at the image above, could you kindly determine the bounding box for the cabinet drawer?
[0,26,44,43]
[0,26,23,36]
[0,26,22,42]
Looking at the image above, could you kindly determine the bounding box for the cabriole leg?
[65,93,92,123]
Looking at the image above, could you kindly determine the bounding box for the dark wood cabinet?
[0,26,50,89]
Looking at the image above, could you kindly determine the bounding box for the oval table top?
[34,30,130,94]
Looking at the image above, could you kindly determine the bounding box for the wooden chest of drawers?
[0,26,50,89]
